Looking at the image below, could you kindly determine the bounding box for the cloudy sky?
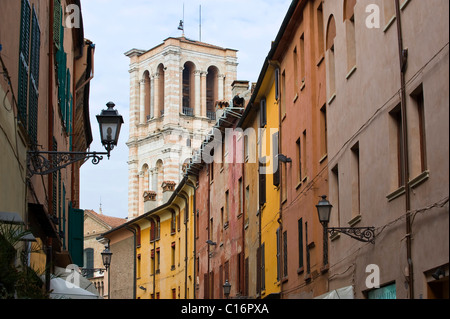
[79,0,292,219]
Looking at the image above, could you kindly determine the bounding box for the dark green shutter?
[68,203,84,267]
[273,132,280,187]
[18,0,31,127]
[53,0,62,49]
[28,8,40,145]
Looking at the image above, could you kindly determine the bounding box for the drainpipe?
[394,0,413,299]
[207,165,211,298]
[125,226,137,299]
[241,161,246,296]
[185,179,198,299]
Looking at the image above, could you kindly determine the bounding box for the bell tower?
[125,37,238,219]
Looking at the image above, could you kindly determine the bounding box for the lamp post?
[223,280,231,299]
[316,195,375,244]
[80,244,113,298]
[27,102,123,176]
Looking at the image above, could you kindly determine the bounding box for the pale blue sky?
[79,0,291,218]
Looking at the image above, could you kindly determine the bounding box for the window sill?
[297,267,304,275]
[293,93,298,104]
[330,232,340,242]
[295,181,302,190]
[410,170,429,189]
[300,81,305,91]
[319,154,328,164]
[387,186,405,202]
[345,65,357,80]
[328,93,336,105]
[316,54,325,67]
[348,214,361,227]
[383,16,396,33]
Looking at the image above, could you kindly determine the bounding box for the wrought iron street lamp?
[316,195,375,244]
[101,245,113,271]
[223,280,231,299]
[27,102,124,176]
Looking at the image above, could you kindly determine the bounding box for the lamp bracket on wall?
[325,226,376,244]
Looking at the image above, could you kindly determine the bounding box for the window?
[260,98,267,127]
[344,0,357,73]
[302,130,307,179]
[259,162,266,206]
[84,248,94,279]
[156,248,160,273]
[135,225,141,247]
[298,219,304,270]
[143,71,152,119]
[300,34,306,84]
[410,85,427,175]
[275,69,280,101]
[390,105,405,188]
[183,62,195,113]
[276,229,281,281]
[137,254,141,278]
[171,211,176,234]
[281,70,286,117]
[245,185,250,218]
[351,142,361,218]
[18,0,41,145]
[331,165,340,226]
[207,66,219,116]
[320,105,328,158]
[157,64,165,117]
[261,243,266,291]
[272,132,280,187]
[326,15,337,99]
[296,138,302,183]
[283,231,288,278]
[238,177,243,217]
[293,47,299,91]
[317,3,325,56]
[383,0,396,26]
[225,190,229,225]
[171,242,176,270]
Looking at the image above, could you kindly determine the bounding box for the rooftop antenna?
[199,5,202,42]
[178,3,185,37]
[99,196,103,215]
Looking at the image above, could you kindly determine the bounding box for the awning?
[315,286,354,299]
[0,211,36,241]
[47,276,101,299]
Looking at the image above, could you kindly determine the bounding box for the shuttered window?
[18,0,31,126]
[272,132,280,187]
[69,205,84,267]
[18,0,40,145]
[28,8,40,144]
[53,0,62,49]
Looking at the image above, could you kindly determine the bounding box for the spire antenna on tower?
[178,3,185,37]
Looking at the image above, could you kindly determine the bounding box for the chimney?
[143,191,157,213]
[162,181,177,202]
[231,80,249,98]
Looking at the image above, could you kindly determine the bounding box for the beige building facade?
[125,37,238,219]
[322,0,449,299]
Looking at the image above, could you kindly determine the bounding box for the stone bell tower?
[125,37,238,219]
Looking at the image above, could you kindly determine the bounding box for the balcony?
[182,107,194,117]
[207,111,216,121]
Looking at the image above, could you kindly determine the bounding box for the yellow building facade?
[108,178,196,299]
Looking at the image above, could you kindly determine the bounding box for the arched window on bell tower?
[183,62,196,116]
[206,66,219,120]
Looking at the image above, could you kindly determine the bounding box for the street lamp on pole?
[27,102,124,176]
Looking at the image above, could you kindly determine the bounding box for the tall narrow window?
[351,142,361,218]
[331,165,340,226]
[283,231,288,278]
[298,219,304,270]
[320,105,328,158]
[183,62,195,115]
[317,3,325,56]
[326,15,337,99]
[273,132,280,187]
[281,70,286,117]
[144,71,151,120]
[225,190,229,225]
[238,178,243,217]
[411,85,427,175]
[344,0,357,73]
[207,66,218,118]
[157,64,165,117]
[261,243,266,291]
[300,34,306,84]
[293,47,299,91]
[302,130,307,180]
[390,105,405,188]
[296,138,302,183]
[171,242,176,270]
[260,98,267,127]
[383,0,396,26]
[276,229,281,281]
[259,162,266,206]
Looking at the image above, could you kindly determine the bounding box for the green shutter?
[53,0,62,49]
[28,8,40,145]
[68,203,84,267]
[18,0,31,127]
